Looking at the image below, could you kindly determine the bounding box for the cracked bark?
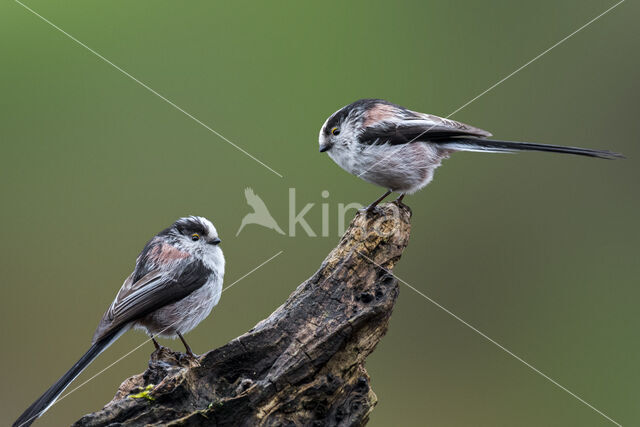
[73,203,412,426]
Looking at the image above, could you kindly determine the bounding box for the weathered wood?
[74,203,412,426]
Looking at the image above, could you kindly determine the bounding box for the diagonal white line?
[17,250,284,427]
[447,0,625,118]
[357,0,625,180]
[222,250,283,293]
[14,0,284,178]
[356,250,622,426]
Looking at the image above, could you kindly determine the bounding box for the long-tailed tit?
[14,216,224,427]
[319,99,623,209]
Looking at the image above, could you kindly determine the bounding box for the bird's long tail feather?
[13,329,122,427]
[436,138,624,160]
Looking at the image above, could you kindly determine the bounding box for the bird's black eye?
[191,233,200,241]
[331,127,340,136]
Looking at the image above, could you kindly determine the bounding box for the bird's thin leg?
[366,190,392,211]
[177,332,196,358]
[150,334,161,351]
[395,194,405,204]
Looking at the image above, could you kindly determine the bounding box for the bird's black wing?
[92,259,212,343]
[359,112,492,146]
[357,107,623,159]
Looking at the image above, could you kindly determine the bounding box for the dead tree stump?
[74,203,412,426]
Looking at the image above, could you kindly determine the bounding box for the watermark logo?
[236,187,402,238]
[236,188,285,236]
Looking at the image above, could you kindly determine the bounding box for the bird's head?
[319,99,380,153]
[319,98,406,154]
[159,216,223,259]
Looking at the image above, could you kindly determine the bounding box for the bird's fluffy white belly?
[136,275,222,338]
[329,142,447,194]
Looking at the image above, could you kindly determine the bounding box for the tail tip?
[600,151,625,160]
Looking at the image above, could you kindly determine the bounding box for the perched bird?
[319,99,623,209]
[236,187,285,236]
[13,216,225,427]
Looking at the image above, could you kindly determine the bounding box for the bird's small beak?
[319,143,333,153]
[210,237,221,245]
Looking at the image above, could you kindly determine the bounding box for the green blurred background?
[1,1,638,425]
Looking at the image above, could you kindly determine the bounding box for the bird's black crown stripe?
[324,98,391,135]
[175,220,208,237]
[156,217,209,238]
